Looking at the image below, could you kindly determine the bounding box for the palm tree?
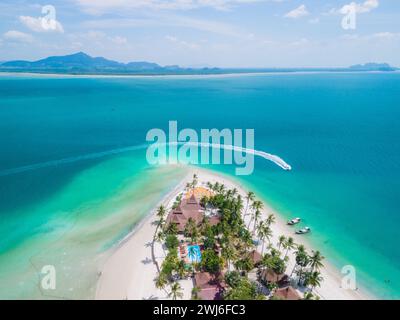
[306,271,323,291]
[248,200,263,229]
[283,237,296,260]
[155,273,169,295]
[192,174,198,189]
[231,188,238,197]
[292,244,309,281]
[309,251,324,271]
[222,243,237,271]
[277,235,286,252]
[266,213,276,227]
[252,210,262,234]
[156,205,166,221]
[257,222,272,255]
[244,191,255,216]
[169,282,183,300]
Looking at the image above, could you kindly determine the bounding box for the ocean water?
[0,73,399,299]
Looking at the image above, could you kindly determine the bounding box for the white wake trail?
[168,142,292,171]
[0,142,291,177]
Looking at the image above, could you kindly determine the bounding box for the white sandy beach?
[96,167,372,300]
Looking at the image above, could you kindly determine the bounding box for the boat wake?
[0,143,291,177]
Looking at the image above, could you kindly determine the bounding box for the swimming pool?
[187,245,202,263]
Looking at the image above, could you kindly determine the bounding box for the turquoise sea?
[0,73,399,299]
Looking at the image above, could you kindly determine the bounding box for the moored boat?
[287,217,301,225]
[295,227,311,234]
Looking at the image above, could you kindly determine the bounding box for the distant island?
[0,52,398,75]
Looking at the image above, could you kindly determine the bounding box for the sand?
[96,167,373,300]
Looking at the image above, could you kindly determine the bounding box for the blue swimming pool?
[187,245,202,263]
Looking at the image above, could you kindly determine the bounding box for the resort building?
[185,186,213,200]
[194,272,226,300]
[248,250,263,267]
[166,194,204,233]
[260,269,290,287]
[273,286,302,300]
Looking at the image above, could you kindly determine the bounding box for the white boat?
[287,217,301,225]
[296,227,311,234]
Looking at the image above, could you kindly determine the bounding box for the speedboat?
[296,227,311,234]
[287,217,301,225]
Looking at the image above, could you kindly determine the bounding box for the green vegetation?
[201,249,223,274]
[153,175,325,300]
[224,277,265,300]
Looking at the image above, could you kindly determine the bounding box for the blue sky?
[0,0,399,67]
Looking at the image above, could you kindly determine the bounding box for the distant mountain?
[349,63,398,71]
[2,52,115,68]
[125,61,162,70]
[0,52,397,75]
[0,52,165,74]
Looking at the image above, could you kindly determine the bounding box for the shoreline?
[96,166,374,300]
[1,70,399,80]
[95,169,193,300]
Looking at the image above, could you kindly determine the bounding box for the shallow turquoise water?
[0,73,399,298]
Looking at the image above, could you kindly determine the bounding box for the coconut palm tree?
[169,282,183,300]
[306,271,323,291]
[222,243,237,271]
[190,174,198,190]
[277,235,286,252]
[309,251,324,271]
[252,210,262,234]
[155,273,169,295]
[248,200,263,229]
[232,188,238,197]
[244,191,255,216]
[157,205,166,221]
[283,237,296,260]
[266,213,276,227]
[257,222,272,255]
[292,244,309,281]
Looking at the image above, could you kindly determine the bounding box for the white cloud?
[343,0,379,14]
[340,31,399,41]
[19,15,64,33]
[111,36,128,45]
[328,0,379,15]
[3,30,34,43]
[165,34,200,49]
[68,31,129,47]
[82,15,246,38]
[76,0,269,14]
[284,4,309,19]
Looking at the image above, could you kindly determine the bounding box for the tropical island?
[96,169,370,300]
[0,52,397,76]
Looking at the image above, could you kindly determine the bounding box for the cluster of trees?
[153,175,325,300]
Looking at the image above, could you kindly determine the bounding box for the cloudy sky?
[0,0,399,67]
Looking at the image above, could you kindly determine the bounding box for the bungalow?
[166,194,204,233]
[194,272,225,300]
[248,250,263,267]
[260,269,290,287]
[273,286,302,300]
